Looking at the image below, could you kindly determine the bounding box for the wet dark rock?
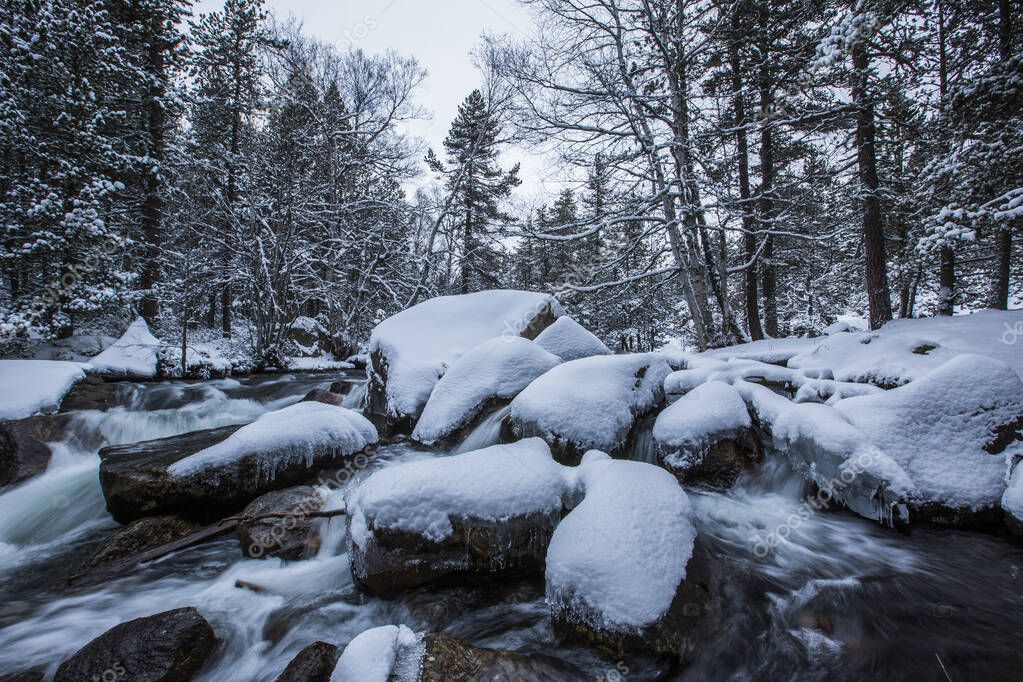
[419,632,582,682]
[58,374,125,412]
[0,415,77,486]
[550,539,721,661]
[350,511,561,596]
[100,418,374,524]
[301,388,344,407]
[273,641,339,682]
[75,515,201,577]
[657,430,764,488]
[237,486,325,560]
[0,671,45,682]
[54,607,217,682]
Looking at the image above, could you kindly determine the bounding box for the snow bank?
[286,355,355,371]
[533,316,611,361]
[88,318,161,378]
[653,381,750,467]
[367,290,562,421]
[546,452,696,630]
[412,337,561,444]
[0,359,86,419]
[169,401,377,477]
[836,354,1023,510]
[786,330,955,387]
[347,438,571,548]
[509,353,672,455]
[331,625,422,682]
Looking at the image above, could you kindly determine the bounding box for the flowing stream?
[1,379,1021,681]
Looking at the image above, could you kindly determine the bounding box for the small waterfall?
[341,381,368,410]
[454,404,510,454]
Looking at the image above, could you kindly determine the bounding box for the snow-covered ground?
[88,318,161,379]
[0,359,87,419]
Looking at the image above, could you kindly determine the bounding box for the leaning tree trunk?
[852,43,893,330]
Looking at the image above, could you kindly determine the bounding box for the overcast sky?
[195,0,555,201]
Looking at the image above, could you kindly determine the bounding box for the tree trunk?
[991,0,1014,309]
[759,83,778,337]
[936,0,955,317]
[852,43,893,330]
[140,27,164,328]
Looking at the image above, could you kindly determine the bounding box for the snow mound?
[0,359,86,419]
[331,624,423,682]
[412,337,561,444]
[169,401,377,477]
[533,316,611,361]
[653,381,751,466]
[367,290,562,421]
[347,438,571,548]
[836,354,1023,510]
[546,453,696,630]
[786,330,955,387]
[509,353,672,455]
[88,317,162,378]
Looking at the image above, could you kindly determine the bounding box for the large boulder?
[0,359,86,421]
[238,486,325,560]
[508,353,672,464]
[347,439,570,595]
[54,607,217,682]
[88,317,161,380]
[74,515,201,579]
[100,402,377,523]
[545,455,711,659]
[532,315,611,362]
[653,381,763,487]
[411,337,561,445]
[274,641,339,682]
[366,290,562,432]
[288,316,330,357]
[58,374,126,412]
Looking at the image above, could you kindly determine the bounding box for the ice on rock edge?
[169,401,377,477]
[546,453,696,630]
[367,290,563,420]
[510,353,672,453]
[533,315,612,362]
[331,624,423,682]
[346,438,572,548]
[412,337,561,444]
[653,381,751,467]
[88,317,161,378]
[0,359,86,419]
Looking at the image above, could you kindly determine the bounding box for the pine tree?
[427,89,520,294]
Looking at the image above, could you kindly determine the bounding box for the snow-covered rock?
[0,359,86,419]
[547,453,713,657]
[88,317,161,379]
[411,337,561,444]
[347,438,570,593]
[653,381,762,486]
[331,625,422,682]
[366,290,563,429]
[835,354,1023,519]
[533,315,611,361]
[508,353,672,462]
[288,315,329,357]
[100,402,377,523]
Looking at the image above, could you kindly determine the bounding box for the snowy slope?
[367,290,563,420]
[88,318,162,379]
[0,359,86,419]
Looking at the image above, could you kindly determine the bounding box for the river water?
[0,374,1021,681]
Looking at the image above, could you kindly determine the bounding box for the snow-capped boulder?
[411,337,561,445]
[331,627,566,682]
[508,353,672,463]
[835,354,1023,526]
[653,381,762,486]
[547,453,714,657]
[533,315,611,361]
[347,438,571,594]
[88,317,161,379]
[100,402,377,523]
[365,290,562,431]
[331,625,422,682]
[0,359,86,420]
[288,315,329,357]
